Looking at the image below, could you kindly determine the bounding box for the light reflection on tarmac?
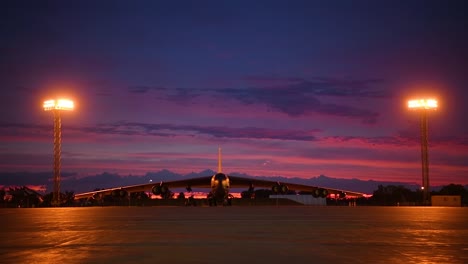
[1,206,467,264]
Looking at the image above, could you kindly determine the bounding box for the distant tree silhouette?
[7,187,42,207]
[0,189,5,207]
[62,191,75,206]
[436,184,467,206]
[370,185,417,206]
[438,184,466,196]
[40,192,50,207]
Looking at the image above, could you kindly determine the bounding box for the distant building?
[431,195,461,207]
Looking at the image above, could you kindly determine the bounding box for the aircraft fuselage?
[209,172,231,205]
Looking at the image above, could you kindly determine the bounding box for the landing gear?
[208,198,217,206]
[207,194,232,206]
[207,194,217,207]
[185,195,197,206]
[223,198,232,206]
[223,194,234,206]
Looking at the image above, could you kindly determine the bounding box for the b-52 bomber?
[74,148,365,205]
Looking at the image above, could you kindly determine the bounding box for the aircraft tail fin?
[217,146,222,173]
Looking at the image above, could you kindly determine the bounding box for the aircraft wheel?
[209,198,217,207]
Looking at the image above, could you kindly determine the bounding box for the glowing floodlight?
[43,99,74,111]
[408,99,438,110]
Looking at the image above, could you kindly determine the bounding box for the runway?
[1,206,467,263]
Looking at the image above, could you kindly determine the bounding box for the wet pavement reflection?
[1,206,467,263]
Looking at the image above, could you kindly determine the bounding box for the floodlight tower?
[407,98,438,205]
[43,99,74,206]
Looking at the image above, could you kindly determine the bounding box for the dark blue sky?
[1,0,467,188]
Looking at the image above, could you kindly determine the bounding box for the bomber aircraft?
[74,148,365,205]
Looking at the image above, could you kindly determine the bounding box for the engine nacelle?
[111,189,128,197]
[272,183,289,194]
[152,185,169,196]
[92,193,103,200]
[312,188,328,198]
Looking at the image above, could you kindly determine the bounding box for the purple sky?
[1,0,467,187]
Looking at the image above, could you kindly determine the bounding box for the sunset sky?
[1,0,467,187]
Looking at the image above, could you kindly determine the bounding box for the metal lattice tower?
[419,110,430,205]
[408,98,437,206]
[43,98,74,207]
[52,110,62,206]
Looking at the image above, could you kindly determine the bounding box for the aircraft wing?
[74,176,212,200]
[74,174,365,200]
[228,175,365,198]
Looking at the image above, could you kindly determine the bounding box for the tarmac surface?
[1,206,467,264]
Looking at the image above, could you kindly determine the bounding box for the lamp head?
[43,99,74,111]
[408,99,438,110]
